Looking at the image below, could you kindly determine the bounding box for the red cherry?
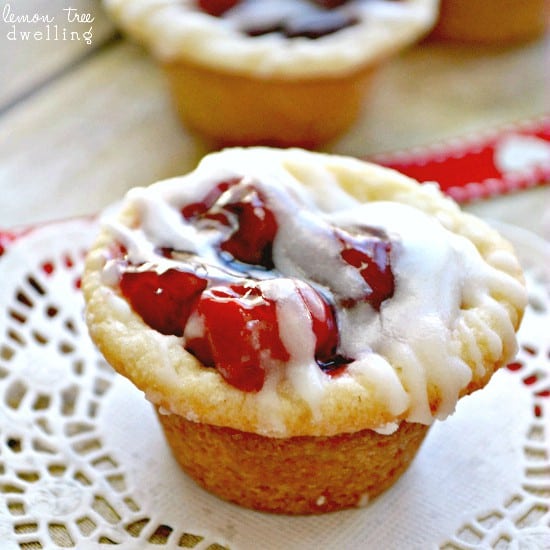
[183,180,278,269]
[312,0,349,7]
[335,227,394,310]
[294,282,338,364]
[119,267,207,336]
[185,282,288,392]
[218,185,277,268]
[295,281,352,374]
[197,0,239,17]
[185,279,341,391]
[181,179,238,220]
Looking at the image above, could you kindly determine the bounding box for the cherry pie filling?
[116,177,395,392]
[196,0,363,39]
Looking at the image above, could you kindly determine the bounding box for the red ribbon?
[3,117,549,254]
[370,116,550,202]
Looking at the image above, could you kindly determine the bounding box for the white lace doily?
[0,218,548,550]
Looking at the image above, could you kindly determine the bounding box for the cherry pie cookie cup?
[101,0,438,148]
[83,147,526,514]
[429,0,548,45]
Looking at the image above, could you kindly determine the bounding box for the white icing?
[316,495,327,506]
[272,280,328,418]
[182,310,205,341]
[101,257,124,287]
[252,369,286,435]
[101,147,526,428]
[346,354,409,418]
[225,0,319,29]
[372,422,399,435]
[102,0,438,77]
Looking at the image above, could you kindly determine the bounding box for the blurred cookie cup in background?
[102,0,438,148]
[428,0,548,45]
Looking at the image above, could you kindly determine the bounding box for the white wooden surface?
[0,0,548,238]
[0,0,116,111]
